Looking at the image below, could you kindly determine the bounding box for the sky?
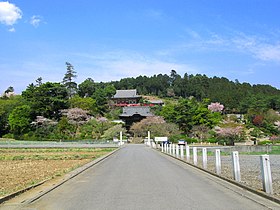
[0,0,280,94]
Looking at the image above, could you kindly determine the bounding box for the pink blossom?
[215,126,243,137]
[208,102,224,112]
[61,108,91,125]
[97,117,108,122]
[31,116,57,126]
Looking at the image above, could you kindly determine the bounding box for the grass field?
[0,148,115,198]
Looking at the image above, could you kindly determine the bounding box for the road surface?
[19,145,280,209]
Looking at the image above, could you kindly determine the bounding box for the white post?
[147,131,151,146]
[119,131,123,146]
[202,148,207,169]
[172,144,175,156]
[193,147,198,166]
[164,143,167,153]
[176,144,179,157]
[232,151,241,182]
[161,142,164,152]
[180,145,184,159]
[260,155,273,194]
[169,143,172,154]
[186,145,190,162]
[215,149,221,175]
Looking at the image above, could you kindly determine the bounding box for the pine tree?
[63,62,77,98]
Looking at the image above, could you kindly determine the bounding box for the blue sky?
[0,0,280,94]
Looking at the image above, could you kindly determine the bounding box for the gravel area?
[189,154,280,199]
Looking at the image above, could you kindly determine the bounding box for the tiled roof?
[120,106,154,117]
[112,89,141,99]
[149,100,164,104]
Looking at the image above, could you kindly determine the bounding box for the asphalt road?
[21,144,279,210]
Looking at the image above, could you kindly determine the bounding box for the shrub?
[258,140,272,145]
[2,133,14,139]
[206,138,218,143]
[185,137,198,144]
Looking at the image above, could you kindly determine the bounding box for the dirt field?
[0,148,115,198]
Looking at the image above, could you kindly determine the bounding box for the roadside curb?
[154,148,280,205]
[0,147,121,205]
[0,180,50,205]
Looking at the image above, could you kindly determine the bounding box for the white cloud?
[0,1,22,26]
[172,29,280,63]
[144,9,164,20]
[99,59,196,80]
[30,15,42,27]
[184,28,201,39]
[232,34,280,62]
[73,50,200,82]
[8,27,15,32]
[253,44,280,62]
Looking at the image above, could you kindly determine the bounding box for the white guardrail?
[146,141,275,195]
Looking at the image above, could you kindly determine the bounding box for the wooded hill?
[110,70,280,113]
[1,66,280,143]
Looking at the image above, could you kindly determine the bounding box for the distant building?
[119,106,154,128]
[147,99,164,106]
[112,89,142,107]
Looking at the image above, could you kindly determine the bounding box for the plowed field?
[0,148,115,198]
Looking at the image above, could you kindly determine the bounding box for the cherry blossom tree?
[31,116,57,127]
[208,102,224,113]
[130,116,179,138]
[61,108,92,125]
[215,124,243,145]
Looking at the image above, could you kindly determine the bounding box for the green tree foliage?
[78,78,95,97]
[69,95,98,114]
[78,118,115,140]
[29,116,57,141]
[56,116,76,140]
[110,71,280,113]
[35,77,43,86]
[63,62,77,98]
[2,70,280,141]
[160,98,221,134]
[0,96,23,136]
[8,105,32,138]
[101,124,127,140]
[22,82,69,119]
[92,84,116,114]
[246,108,280,136]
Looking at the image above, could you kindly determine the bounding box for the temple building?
[111,89,142,107]
[119,106,154,128]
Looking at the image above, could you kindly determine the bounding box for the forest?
[1,64,280,145]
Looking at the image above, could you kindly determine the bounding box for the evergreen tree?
[78,78,95,97]
[36,77,43,86]
[63,62,77,98]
